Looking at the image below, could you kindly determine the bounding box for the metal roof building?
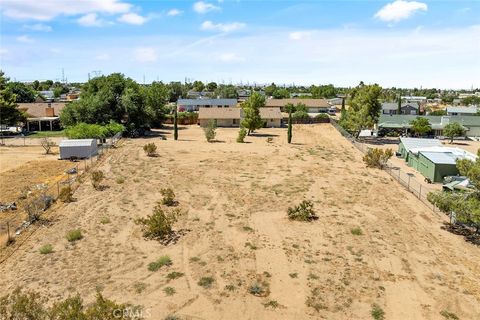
[59,139,98,160]
[398,137,442,160]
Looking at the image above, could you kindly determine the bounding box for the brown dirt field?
[0,124,479,320]
[0,145,61,173]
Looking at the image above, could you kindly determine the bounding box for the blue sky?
[0,0,479,88]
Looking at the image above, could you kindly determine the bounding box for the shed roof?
[265,98,329,108]
[421,152,459,165]
[59,139,96,147]
[399,137,442,152]
[378,115,480,128]
[178,99,237,106]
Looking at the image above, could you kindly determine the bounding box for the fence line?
[330,119,440,213]
[0,138,119,253]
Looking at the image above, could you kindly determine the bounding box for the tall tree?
[144,81,169,127]
[241,92,265,135]
[206,82,217,92]
[340,98,346,120]
[192,80,205,92]
[443,122,466,143]
[6,82,36,103]
[0,71,26,126]
[397,95,402,115]
[409,117,432,137]
[287,107,293,144]
[173,107,178,141]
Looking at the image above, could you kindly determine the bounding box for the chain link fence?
[0,139,118,251]
[330,119,439,212]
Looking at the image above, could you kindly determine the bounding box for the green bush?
[363,148,393,169]
[66,229,83,242]
[351,227,363,235]
[148,255,172,271]
[135,203,177,240]
[198,277,215,289]
[58,186,73,203]
[65,121,124,139]
[143,143,157,157]
[315,113,329,119]
[204,120,217,142]
[91,170,104,190]
[287,200,318,221]
[166,272,184,280]
[163,287,176,296]
[371,303,385,320]
[39,244,53,254]
[236,127,247,143]
[160,188,176,206]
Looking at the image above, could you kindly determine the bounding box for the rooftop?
[378,115,480,128]
[59,139,96,147]
[18,102,67,118]
[178,99,237,106]
[446,106,478,114]
[382,102,419,110]
[265,98,329,108]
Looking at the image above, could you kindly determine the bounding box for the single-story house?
[381,102,420,115]
[446,106,478,116]
[378,115,480,137]
[406,146,477,183]
[401,96,427,104]
[198,107,282,127]
[177,99,237,112]
[265,98,330,113]
[398,137,442,161]
[17,102,66,131]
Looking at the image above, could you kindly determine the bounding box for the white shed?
[59,139,98,159]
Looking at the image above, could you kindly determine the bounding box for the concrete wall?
[264,119,282,128]
[198,119,239,127]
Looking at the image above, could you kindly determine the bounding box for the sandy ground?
[0,145,61,173]
[0,124,479,320]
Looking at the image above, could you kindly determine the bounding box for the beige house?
[198,107,282,127]
[17,102,66,131]
[265,98,330,113]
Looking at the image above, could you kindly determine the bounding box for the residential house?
[18,102,66,131]
[265,98,330,114]
[39,90,55,101]
[198,107,282,127]
[378,115,480,137]
[177,99,238,112]
[446,106,478,116]
[401,96,427,104]
[381,102,420,115]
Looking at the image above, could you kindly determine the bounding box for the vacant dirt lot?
[0,124,479,319]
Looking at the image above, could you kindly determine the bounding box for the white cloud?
[118,13,147,25]
[193,1,220,14]
[167,9,183,16]
[201,21,245,32]
[133,47,157,62]
[0,48,8,57]
[16,35,34,43]
[0,0,131,21]
[289,31,313,41]
[77,13,106,27]
[219,53,245,62]
[23,23,52,32]
[96,53,111,61]
[375,0,427,23]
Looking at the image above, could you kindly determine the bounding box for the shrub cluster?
[362,148,393,169]
[58,186,73,203]
[287,200,318,221]
[204,120,217,142]
[0,288,142,320]
[91,170,104,190]
[143,143,157,157]
[160,188,176,206]
[236,127,247,143]
[65,121,124,139]
[135,203,177,241]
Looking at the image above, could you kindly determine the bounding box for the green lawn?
[26,130,66,138]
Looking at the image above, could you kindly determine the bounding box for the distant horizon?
[1,0,479,89]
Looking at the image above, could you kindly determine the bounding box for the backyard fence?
[0,138,119,256]
[330,119,440,213]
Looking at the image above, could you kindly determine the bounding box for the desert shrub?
[204,120,217,142]
[0,288,141,320]
[91,170,104,190]
[287,200,318,221]
[371,303,385,320]
[163,287,176,296]
[440,310,459,320]
[363,148,393,169]
[263,300,280,309]
[66,229,83,242]
[135,203,177,240]
[249,283,268,297]
[160,188,176,206]
[40,137,56,154]
[225,284,235,291]
[148,255,172,271]
[351,227,363,235]
[166,272,184,280]
[197,277,214,289]
[143,143,157,157]
[0,287,48,319]
[315,113,330,119]
[237,127,247,143]
[58,186,73,203]
[116,177,125,184]
[100,216,110,224]
[39,244,53,254]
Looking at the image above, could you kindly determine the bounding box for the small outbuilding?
[398,137,442,160]
[59,139,98,160]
